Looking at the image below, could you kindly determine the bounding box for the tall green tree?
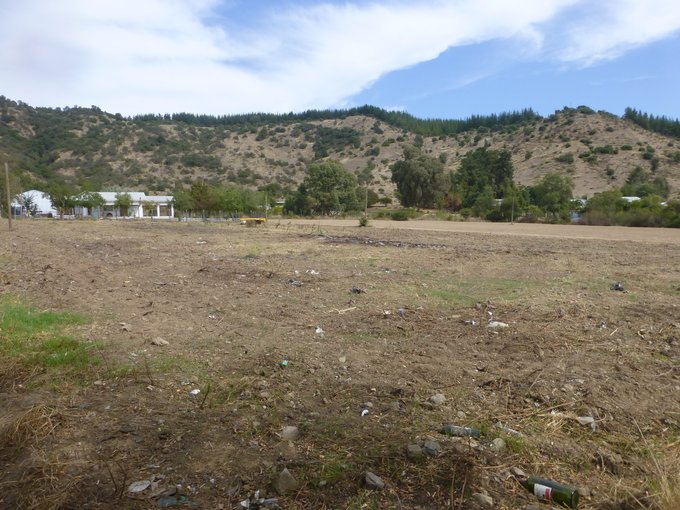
[114,192,133,217]
[215,186,244,214]
[189,181,218,216]
[287,160,359,215]
[76,191,106,217]
[390,146,447,208]
[584,190,624,215]
[529,173,574,221]
[621,166,670,198]
[453,147,514,207]
[45,182,76,219]
[171,190,193,218]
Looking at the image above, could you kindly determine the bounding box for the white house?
[11,190,59,217]
[79,192,175,219]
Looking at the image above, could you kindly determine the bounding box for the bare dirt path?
[283,218,680,244]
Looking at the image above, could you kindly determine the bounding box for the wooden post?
[511,194,515,224]
[365,187,368,216]
[5,162,11,231]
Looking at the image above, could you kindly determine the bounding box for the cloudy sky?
[2,0,679,119]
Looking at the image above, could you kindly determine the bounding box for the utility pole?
[5,162,11,231]
[511,194,515,224]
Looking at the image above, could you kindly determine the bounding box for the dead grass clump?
[646,441,680,510]
[0,359,35,392]
[8,448,81,510]
[0,404,61,449]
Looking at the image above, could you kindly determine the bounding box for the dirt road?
[283,218,680,243]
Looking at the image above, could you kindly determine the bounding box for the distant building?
[11,190,58,217]
[77,192,175,219]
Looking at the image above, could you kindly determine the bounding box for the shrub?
[555,153,574,164]
[390,210,410,221]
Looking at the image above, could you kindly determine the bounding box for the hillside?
[1,97,680,200]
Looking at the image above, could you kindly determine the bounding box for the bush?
[390,210,410,221]
[358,215,369,227]
[555,153,574,164]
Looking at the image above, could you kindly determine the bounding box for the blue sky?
[2,0,679,120]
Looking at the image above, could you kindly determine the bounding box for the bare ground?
[1,218,679,509]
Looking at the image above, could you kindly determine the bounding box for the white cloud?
[0,0,678,115]
[557,0,680,64]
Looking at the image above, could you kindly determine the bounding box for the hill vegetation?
[1,96,680,224]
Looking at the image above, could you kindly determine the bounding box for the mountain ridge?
[1,96,679,200]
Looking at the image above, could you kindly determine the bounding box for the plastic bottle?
[520,476,579,508]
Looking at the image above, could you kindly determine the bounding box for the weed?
[319,455,353,485]
[504,434,528,454]
[633,420,680,510]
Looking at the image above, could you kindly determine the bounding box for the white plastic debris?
[494,421,524,437]
[361,409,369,417]
[315,326,325,335]
[128,480,151,493]
[487,320,509,329]
[577,416,597,430]
[189,389,201,396]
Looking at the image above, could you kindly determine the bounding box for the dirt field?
[1,218,679,509]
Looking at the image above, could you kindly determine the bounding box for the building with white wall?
[78,192,175,219]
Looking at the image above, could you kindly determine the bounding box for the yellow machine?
[239,217,267,225]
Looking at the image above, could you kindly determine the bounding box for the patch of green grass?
[149,354,188,372]
[0,298,96,372]
[33,336,97,368]
[404,277,542,307]
[504,434,529,454]
[1,300,87,342]
[319,454,354,485]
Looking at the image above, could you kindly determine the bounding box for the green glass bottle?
[521,476,579,508]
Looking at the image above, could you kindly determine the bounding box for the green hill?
[1,96,679,200]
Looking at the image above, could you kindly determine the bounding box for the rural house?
[78,192,175,219]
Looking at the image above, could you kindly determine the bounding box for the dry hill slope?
[1,98,679,200]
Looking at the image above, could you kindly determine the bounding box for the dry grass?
[0,404,61,449]
[3,448,83,510]
[634,420,680,510]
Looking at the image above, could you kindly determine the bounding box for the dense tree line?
[172,182,266,218]
[623,108,680,138]
[131,104,542,136]
[391,146,576,222]
[580,166,678,227]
